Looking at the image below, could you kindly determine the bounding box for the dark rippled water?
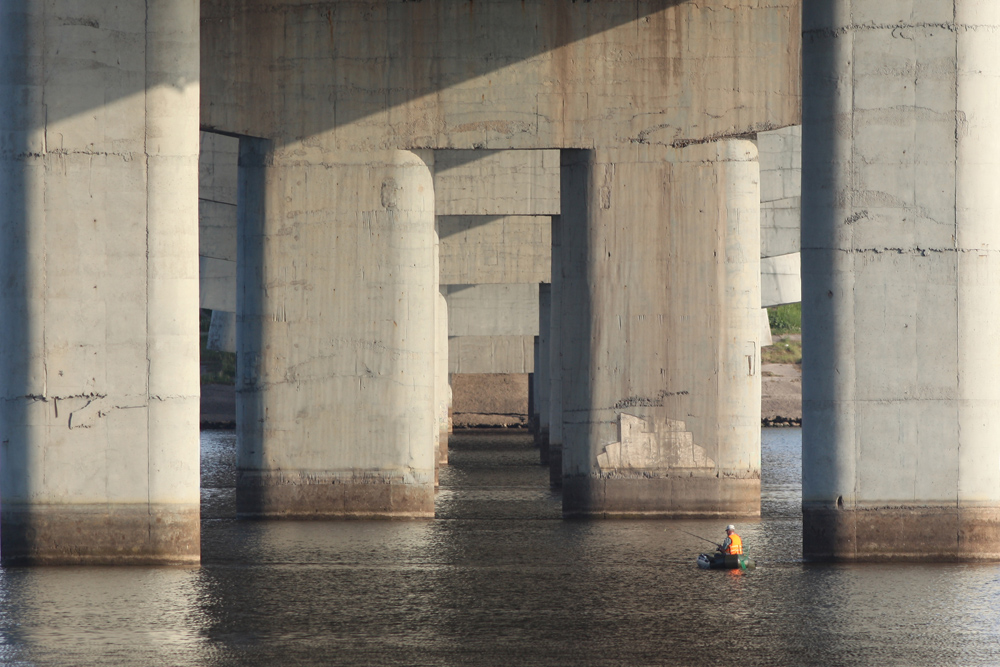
[2,429,1000,666]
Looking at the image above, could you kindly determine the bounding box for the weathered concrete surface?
[201,1,801,152]
[207,309,236,353]
[235,145,437,519]
[199,256,236,312]
[435,292,450,467]
[445,284,539,337]
[448,335,535,374]
[198,131,239,318]
[0,0,201,563]
[801,2,1000,560]
[439,215,552,285]
[548,216,564,487]
[435,150,560,216]
[761,252,802,307]
[758,125,802,259]
[535,284,552,462]
[199,131,239,261]
[560,142,762,519]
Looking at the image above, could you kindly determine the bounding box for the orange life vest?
[724,533,743,555]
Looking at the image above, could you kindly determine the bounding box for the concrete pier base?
[803,507,1000,562]
[548,447,563,489]
[1,505,200,566]
[235,473,433,520]
[564,478,760,520]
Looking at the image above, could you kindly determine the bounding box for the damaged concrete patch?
[596,413,715,472]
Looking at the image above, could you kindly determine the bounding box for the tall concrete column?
[236,145,437,518]
[436,290,450,468]
[802,3,1000,560]
[549,217,564,487]
[0,0,201,563]
[560,144,761,518]
[536,284,552,463]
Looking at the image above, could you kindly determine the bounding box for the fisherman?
[716,524,743,555]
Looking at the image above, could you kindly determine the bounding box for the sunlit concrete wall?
[0,0,201,563]
[801,1,1000,561]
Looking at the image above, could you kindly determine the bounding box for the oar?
[666,527,721,549]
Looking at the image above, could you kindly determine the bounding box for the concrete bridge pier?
[802,2,1000,560]
[435,290,450,469]
[548,216,564,488]
[235,144,437,519]
[536,285,552,463]
[560,143,762,518]
[0,0,201,563]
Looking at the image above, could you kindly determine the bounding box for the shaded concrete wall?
[0,0,201,563]
[758,125,802,309]
[199,132,238,318]
[801,2,1000,560]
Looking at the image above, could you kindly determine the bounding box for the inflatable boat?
[697,553,756,570]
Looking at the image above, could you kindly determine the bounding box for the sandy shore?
[761,363,802,426]
[200,364,803,429]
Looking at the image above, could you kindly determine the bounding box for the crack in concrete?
[835,247,981,255]
[669,122,778,148]
[805,22,1000,39]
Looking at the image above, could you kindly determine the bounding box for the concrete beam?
[435,150,560,215]
[761,252,802,308]
[448,335,535,374]
[201,2,801,152]
[443,283,539,337]
[758,125,802,259]
[439,215,552,284]
[199,256,236,312]
[802,2,1000,561]
[207,310,236,353]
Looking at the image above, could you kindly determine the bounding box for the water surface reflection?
[2,429,1000,666]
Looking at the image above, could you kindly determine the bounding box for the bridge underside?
[2,0,999,563]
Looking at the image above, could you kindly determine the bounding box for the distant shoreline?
[200,363,804,430]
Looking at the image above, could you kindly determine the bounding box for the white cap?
[726,524,736,531]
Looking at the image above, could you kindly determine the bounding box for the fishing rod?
[666,527,720,548]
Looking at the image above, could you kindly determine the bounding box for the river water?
[1,428,1000,666]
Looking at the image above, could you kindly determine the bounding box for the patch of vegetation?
[200,309,237,385]
[762,335,801,365]
[768,303,801,335]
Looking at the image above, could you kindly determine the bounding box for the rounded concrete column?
[0,0,201,564]
[802,2,1000,560]
[435,290,450,467]
[535,284,552,462]
[560,143,761,518]
[236,146,437,518]
[548,216,564,487]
